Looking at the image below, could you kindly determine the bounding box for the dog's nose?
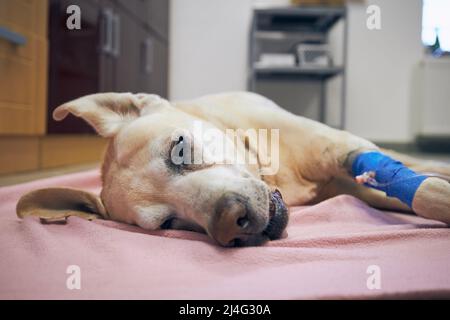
[210,193,250,247]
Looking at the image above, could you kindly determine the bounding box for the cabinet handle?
[112,13,121,57]
[101,9,113,54]
[0,26,26,46]
[144,38,154,74]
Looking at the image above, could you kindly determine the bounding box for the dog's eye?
[168,134,192,170]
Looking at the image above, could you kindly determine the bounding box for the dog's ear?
[53,92,170,137]
[16,188,109,222]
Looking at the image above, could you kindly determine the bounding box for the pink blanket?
[1,169,449,299]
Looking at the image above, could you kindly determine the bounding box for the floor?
[0,163,99,187]
[0,152,449,187]
[406,152,450,163]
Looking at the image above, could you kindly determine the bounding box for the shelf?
[254,6,346,33]
[254,6,346,16]
[248,6,347,128]
[254,30,326,43]
[253,65,343,80]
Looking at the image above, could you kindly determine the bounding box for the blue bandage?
[351,151,427,208]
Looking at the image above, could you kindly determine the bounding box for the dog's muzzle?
[264,189,289,240]
[209,189,288,247]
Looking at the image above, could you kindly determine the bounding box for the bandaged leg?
[350,151,450,224]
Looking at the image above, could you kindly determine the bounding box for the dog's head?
[17,93,288,247]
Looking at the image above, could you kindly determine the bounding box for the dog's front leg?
[343,148,450,224]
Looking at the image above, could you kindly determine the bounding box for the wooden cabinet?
[116,0,169,39]
[47,0,170,134]
[0,0,169,175]
[0,0,48,135]
[47,0,102,133]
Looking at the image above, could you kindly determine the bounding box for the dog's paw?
[413,177,450,225]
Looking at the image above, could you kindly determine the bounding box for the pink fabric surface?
[0,169,449,299]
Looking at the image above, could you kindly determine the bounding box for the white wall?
[345,0,423,142]
[169,0,289,100]
[169,0,424,143]
[419,56,450,136]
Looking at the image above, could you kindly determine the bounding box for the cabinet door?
[135,27,153,93]
[124,0,169,40]
[114,0,141,20]
[0,0,48,135]
[98,1,115,93]
[47,0,103,134]
[151,37,168,97]
[147,0,169,40]
[135,29,168,98]
[46,0,169,134]
[112,5,140,92]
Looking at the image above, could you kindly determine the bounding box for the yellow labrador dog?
[17,92,450,246]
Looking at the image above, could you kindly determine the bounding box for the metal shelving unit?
[248,6,347,128]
